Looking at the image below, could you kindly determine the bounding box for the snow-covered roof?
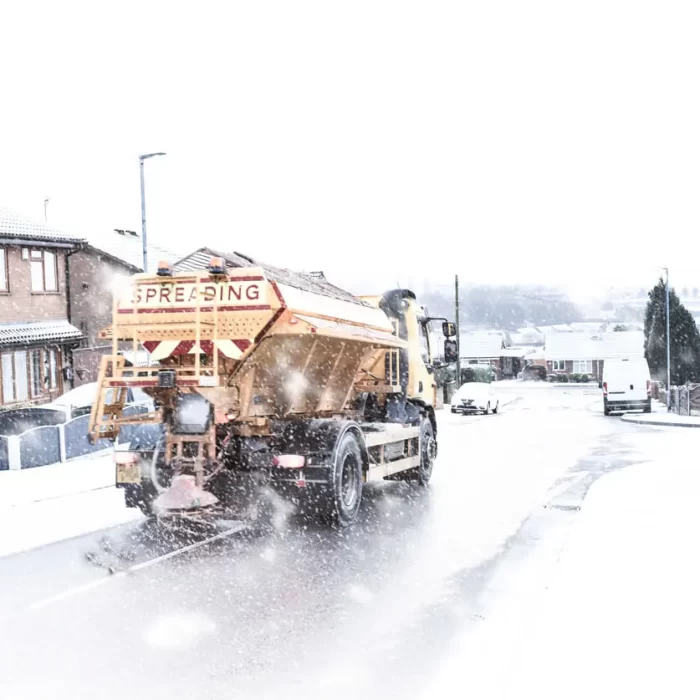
[460,332,505,359]
[500,346,535,358]
[569,322,606,333]
[86,229,182,273]
[0,207,83,244]
[510,328,544,345]
[0,319,83,347]
[174,247,365,305]
[545,331,644,361]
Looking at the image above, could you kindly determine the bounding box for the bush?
[568,373,592,383]
[460,366,493,384]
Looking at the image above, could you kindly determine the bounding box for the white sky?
[1,1,699,300]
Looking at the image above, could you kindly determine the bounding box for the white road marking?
[26,524,247,611]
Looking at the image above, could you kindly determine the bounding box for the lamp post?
[139,152,166,272]
[663,267,671,410]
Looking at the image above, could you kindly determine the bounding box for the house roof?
[0,320,83,347]
[510,328,544,345]
[500,346,535,358]
[0,208,84,245]
[460,332,505,359]
[85,229,182,272]
[545,331,644,361]
[174,247,366,305]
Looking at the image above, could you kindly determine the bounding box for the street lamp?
[663,267,671,410]
[139,152,166,272]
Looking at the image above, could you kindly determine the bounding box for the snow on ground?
[0,451,143,557]
[0,451,114,508]
[508,453,700,699]
[0,487,143,557]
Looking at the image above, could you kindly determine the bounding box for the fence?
[662,384,700,416]
[0,402,154,471]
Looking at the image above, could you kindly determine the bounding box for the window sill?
[31,291,60,296]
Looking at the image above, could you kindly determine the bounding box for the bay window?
[0,348,60,404]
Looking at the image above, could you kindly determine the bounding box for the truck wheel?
[321,431,364,527]
[406,417,436,486]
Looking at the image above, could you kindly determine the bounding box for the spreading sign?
[127,280,267,309]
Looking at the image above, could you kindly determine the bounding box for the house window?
[1,353,14,403]
[552,360,566,371]
[49,349,58,390]
[0,247,7,291]
[0,349,58,405]
[30,349,44,397]
[30,249,58,292]
[573,360,593,374]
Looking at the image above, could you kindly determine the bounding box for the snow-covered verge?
[0,451,143,557]
[0,488,143,557]
[507,459,700,699]
[0,450,114,509]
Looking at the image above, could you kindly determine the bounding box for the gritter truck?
[89,250,456,527]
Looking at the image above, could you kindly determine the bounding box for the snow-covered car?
[45,382,155,420]
[451,381,499,415]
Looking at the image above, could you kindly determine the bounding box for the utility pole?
[455,274,461,387]
[664,267,671,411]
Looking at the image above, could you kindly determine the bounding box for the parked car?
[520,365,547,381]
[451,381,499,415]
[45,382,154,421]
[602,358,652,415]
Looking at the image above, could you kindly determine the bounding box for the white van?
[602,358,651,415]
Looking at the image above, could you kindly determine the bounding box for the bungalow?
[544,331,644,380]
[460,332,504,367]
[459,332,531,378]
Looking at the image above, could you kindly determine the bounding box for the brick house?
[544,330,644,380]
[0,208,84,406]
[69,230,181,385]
[459,332,536,379]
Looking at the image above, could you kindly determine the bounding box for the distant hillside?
[421,285,583,330]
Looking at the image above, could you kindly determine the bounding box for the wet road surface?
[0,384,682,700]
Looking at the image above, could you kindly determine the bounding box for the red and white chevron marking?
[142,339,252,360]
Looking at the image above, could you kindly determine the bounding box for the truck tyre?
[320,431,364,527]
[405,417,436,486]
[643,400,652,413]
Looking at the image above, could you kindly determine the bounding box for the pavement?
[0,450,142,557]
[0,382,697,699]
[621,410,700,427]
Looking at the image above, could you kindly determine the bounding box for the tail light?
[273,454,305,469]
[114,452,140,465]
[646,379,651,397]
[602,382,608,396]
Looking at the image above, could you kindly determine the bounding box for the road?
[0,383,681,700]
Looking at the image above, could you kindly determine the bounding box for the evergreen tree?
[644,278,700,385]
